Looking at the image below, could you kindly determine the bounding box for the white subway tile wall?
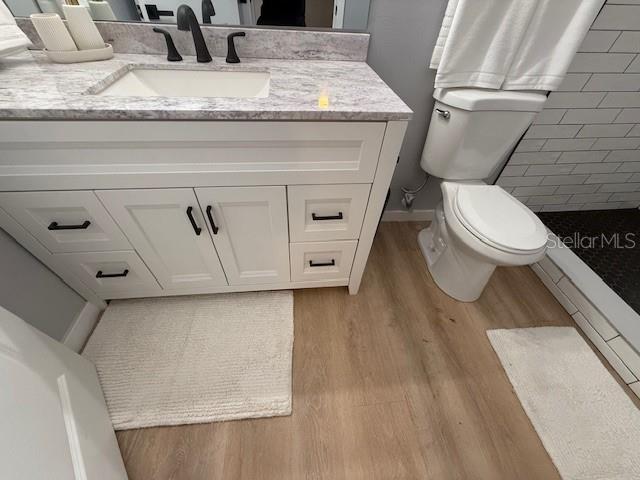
[498,1,640,211]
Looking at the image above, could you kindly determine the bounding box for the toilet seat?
[451,184,548,255]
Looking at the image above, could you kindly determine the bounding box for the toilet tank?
[421,89,548,180]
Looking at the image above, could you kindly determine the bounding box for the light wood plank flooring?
[116,222,632,479]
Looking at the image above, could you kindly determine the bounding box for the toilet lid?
[453,184,548,253]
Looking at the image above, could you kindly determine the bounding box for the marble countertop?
[0,51,412,121]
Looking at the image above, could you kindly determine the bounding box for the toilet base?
[418,206,495,302]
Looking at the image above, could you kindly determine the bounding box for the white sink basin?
[97,68,270,98]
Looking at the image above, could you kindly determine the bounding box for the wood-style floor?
[115,222,632,480]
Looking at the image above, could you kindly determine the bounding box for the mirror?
[5,0,370,30]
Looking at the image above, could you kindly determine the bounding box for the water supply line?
[401,173,429,210]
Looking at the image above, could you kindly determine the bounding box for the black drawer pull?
[48,220,91,231]
[309,259,336,268]
[312,212,343,221]
[206,206,219,235]
[96,269,129,279]
[186,206,202,236]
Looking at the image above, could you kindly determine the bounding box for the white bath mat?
[488,327,640,480]
[83,291,294,430]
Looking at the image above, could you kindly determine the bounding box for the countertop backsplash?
[16,18,370,62]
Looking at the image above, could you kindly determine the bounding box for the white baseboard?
[63,302,102,353]
[382,209,434,222]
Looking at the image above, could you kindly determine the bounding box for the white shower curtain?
[431,0,605,91]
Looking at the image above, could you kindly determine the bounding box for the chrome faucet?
[176,4,212,63]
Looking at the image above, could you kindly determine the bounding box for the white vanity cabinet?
[0,120,408,306]
[96,189,229,292]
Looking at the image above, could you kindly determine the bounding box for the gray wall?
[367,0,447,211]
[109,0,139,22]
[0,228,86,342]
[344,0,370,31]
[3,0,38,16]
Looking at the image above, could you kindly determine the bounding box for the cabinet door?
[97,189,227,290]
[195,187,290,285]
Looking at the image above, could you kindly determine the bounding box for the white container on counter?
[62,4,104,50]
[30,13,77,52]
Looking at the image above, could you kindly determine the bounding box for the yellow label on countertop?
[318,95,330,109]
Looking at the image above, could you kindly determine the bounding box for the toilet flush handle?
[435,108,450,119]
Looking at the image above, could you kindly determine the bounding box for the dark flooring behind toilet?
[538,209,640,316]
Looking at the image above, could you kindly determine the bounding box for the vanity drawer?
[290,241,357,282]
[55,251,161,299]
[288,184,370,242]
[0,121,386,189]
[0,191,130,253]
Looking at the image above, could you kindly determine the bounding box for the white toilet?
[418,88,550,302]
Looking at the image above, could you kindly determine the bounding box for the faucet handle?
[153,27,183,62]
[226,31,246,64]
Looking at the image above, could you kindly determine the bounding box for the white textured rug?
[83,291,294,430]
[488,327,640,480]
